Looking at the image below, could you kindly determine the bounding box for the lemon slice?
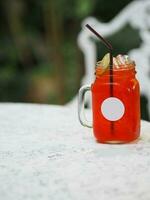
[96,53,110,76]
[101,53,110,68]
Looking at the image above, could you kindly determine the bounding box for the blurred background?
[0,0,149,121]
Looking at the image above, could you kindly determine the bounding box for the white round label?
[101,97,125,121]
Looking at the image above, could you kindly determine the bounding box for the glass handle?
[78,85,92,128]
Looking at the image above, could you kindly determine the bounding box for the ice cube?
[123,55,135,65]
[113,57,119,69]
[116,54,125,65]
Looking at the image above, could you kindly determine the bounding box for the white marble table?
[0,103,150,200]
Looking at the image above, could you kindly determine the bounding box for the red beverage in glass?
[78,63,141,144]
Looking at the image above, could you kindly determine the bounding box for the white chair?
[67,0,150,119]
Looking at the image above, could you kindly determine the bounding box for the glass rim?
[96,63,135,72]
[95,64,136,78]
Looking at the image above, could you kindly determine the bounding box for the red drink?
[92,63,140,143]
[78,63,141,144]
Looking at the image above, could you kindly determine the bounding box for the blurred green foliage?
[1,0,149,121]
[0,0,134,104]
[1,0,149,120]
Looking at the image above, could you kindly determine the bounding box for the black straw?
[85,24,113,51]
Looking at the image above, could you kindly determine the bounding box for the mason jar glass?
[78,63,141,144]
